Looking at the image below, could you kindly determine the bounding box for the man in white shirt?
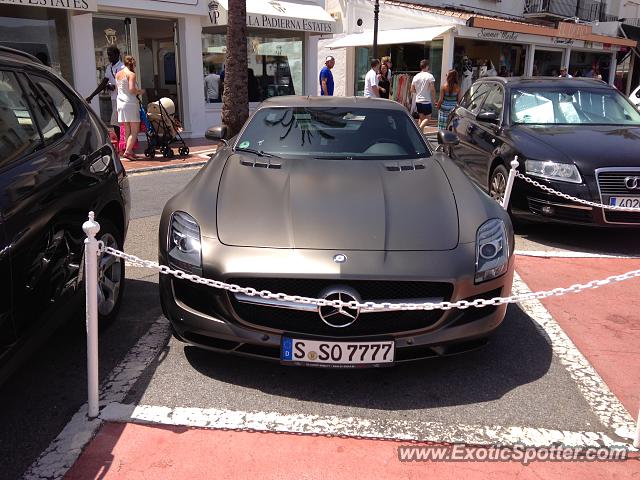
[364,58,386,98]
[559,67,573,78]
[204,66,221,102]
[104,46,125,125]
[410,59,436,129]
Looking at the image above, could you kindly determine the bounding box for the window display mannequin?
[461,56,473,94]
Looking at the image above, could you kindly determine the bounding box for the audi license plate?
[609,196,640,208]
[281,337,394,367]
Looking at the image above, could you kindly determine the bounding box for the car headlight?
[475,219,509,283]
[525,159,582,184]
[168,211,202,272]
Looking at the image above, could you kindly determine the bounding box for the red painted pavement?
[120,138,219,172]
[66,422,638,480]
[515,256,640,414]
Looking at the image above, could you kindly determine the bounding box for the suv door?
[467,84,506,187]
[450,82,492,176]
[0,218,15,361]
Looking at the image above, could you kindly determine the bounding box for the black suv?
[447,77,640,226]
[0,47,130,383]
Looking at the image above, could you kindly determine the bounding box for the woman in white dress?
[116,55,145,160]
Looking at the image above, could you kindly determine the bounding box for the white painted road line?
[100,402,633,450]
[22,318,172,480]
[512,272,636,441]
[515,250,640,259]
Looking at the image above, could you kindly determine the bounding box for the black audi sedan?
[0,47,130,384]
[447,77,640,226]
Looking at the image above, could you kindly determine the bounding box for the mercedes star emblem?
[333,253,347,263]
[317,286,361,328]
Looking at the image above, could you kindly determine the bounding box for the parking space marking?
[23,271,640,479]
[23,318,172,480]
[512,272,636,441]
[99,402,631,449]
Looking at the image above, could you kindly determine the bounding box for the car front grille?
[227,278,454,337]
[596,170,640,224]
[527,197,593,223]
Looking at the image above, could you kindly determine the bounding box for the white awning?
[207,0,336,35]
[326,26,453,48]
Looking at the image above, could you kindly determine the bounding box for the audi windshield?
[235,107,430,160]
[510,87,640,126]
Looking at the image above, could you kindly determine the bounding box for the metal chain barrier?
[513,171,640,212]
[99,243,640,312]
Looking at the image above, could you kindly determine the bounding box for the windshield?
[510,86,640,126]
[236,106,430,159]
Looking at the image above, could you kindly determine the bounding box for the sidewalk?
[120,137,218,173]
[61,254,640,479]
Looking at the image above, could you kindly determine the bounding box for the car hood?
[507,125,640,169]
[215,154,459,251]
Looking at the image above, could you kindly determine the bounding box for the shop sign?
[552,37,575,46]
[477,28,519,41]
[0,0,97,11]
[207,0,335,34]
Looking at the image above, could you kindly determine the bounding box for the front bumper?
[159,241,515,365]
[509,174,640,227]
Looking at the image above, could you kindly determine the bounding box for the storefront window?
[533,49,563,76]
[454,38,526,92]
[202,28,303,103]
[569,50,610,79]
[0,6,73,83]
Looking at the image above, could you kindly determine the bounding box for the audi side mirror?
[477,111,499,124]
[437,130,460,146]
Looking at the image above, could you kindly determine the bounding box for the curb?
[126,160,208,175]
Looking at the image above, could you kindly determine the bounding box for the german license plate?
[609,196,640,208]
[281,337,394,366]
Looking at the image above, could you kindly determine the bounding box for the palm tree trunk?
[222,0,249,138]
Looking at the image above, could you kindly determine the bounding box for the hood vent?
[384,160,425,172]
[240,158,282,169]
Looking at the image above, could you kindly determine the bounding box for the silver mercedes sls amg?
[159,96,515,367]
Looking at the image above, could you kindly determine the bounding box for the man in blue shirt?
[319,56,335,96]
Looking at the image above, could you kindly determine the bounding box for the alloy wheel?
[97,233,123,317]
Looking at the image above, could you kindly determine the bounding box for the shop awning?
[325,26,454,48]
[208,0,336,34]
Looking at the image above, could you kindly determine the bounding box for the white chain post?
[82,211,100,419]
[634,408,640,448]
[502,156,520,210]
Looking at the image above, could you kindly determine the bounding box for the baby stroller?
[141,97,189,158]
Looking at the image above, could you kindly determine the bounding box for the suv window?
[0,70,42,167]
[31,75,75,128]
[478,86,504,119]
[461,83,491,115]
[19,73,64,145]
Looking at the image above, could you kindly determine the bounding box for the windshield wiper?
[235,147,281,158]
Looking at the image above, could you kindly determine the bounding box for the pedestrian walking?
[364,58,385,98]
[410,59,436,130]
[378,63,391,99]
[116,55,145,160]
[319,55,335,96]
[436,69,461,130]
[104,46,125,125]
[381,55,392,80]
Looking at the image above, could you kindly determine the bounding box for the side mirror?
[205,125,228,143]
[477,111,499,124]
[437,130,460,146]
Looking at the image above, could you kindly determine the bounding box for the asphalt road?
[0,165,635,480]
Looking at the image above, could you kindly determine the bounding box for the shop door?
[533,49,563,77]
[136,18,181,122]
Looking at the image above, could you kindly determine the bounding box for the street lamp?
[373,0,379,59]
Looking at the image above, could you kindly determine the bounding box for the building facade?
[319,0,638,103]
[0,0,336,137]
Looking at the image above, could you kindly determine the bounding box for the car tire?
[94,219,126,329]
[489,164,509,205]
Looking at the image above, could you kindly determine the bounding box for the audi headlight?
[168,211,202,271]
[525,160,582,184]
[475,219,509,283]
